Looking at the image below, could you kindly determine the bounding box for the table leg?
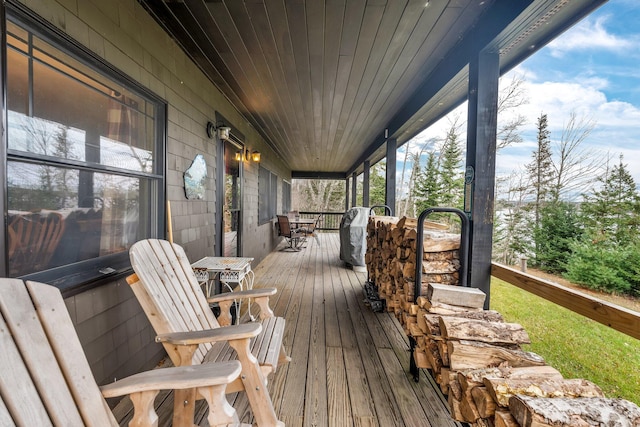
[245,270,255,321]
[222,280,241,325]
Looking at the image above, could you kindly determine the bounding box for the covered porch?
[113,232,462,427]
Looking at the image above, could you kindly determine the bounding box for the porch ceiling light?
[206,121,231,140]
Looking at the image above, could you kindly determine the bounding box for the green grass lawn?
[490,278,640,405]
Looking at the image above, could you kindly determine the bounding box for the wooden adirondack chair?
[128,239,289,427]
[0,278,246,427]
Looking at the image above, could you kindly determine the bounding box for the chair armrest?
[207,287,277,303]
[100,361,242,398]
[155,323,262,346]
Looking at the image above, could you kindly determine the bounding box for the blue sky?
[401,0,640,195]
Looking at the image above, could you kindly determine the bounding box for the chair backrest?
[277,215,292,237]
[312,214,323,231]
[7,211,66,276]
[0,278,117,426]
[129,239,220,366]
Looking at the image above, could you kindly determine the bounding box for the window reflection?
[7,161,149,277]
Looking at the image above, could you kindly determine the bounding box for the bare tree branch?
[497,73,529,150]
[552,111,603,201]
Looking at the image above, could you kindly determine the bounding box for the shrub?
[564,240,631,294]
[533,201,582,274]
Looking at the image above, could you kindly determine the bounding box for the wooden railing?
[297,211,345,230]
[491,263,640,340]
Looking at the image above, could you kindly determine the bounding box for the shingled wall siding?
[15,0,289,387]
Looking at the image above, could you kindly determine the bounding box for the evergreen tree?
[526,113,555,226]
[581,155,640,245]
[413,151,439,215]
[369,160,386,207]
[403,151,423,217]
[438,126,464,209]
[533,201,583,273]
[493,172,532,264]
[564,155,640,296]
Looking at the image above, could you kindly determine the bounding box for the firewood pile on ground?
[365,215,640,427]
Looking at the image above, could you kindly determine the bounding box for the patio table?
[191,256,255,321]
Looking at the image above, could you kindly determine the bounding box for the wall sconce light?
[206,121,231,140]
[235,151,242,161]
[251,151,261,162]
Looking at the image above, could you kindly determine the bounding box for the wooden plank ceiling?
[140,0,605,177]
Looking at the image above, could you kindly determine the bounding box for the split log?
[424,249,459,261]
[425,340,443,374]
[423,313,443,335]
[457,366,563,392]
[413,347,431,369]
[422,259,461,274]
[509,395,640,427]
[459,392,482,423]
[417,232,461,253]
[427,283,486,309]
[449,378,463,401]
[447,340,546,371]
[484,378,603,407]
[471,386,498,418]
[439,317,530,345]
[450,309,505,323]
[472,418,494,427]
[421,311,505,336]
[416,309,430,334]
[422,300,483,315]
[397,216,416,229]
[418,273,460,288]
[408,322,423,338]
[416,296,430,309]
[494,410,519,427]
[369,215,399,227]
[437,339,450,366]
[448,393,465,421]
[440,367,451,395]
[398,216,449,231]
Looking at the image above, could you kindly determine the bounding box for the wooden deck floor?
[115,232,461,427]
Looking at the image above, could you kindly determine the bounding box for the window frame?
[282,180,291,214]
[2,3,166,296]
[258,165,278,225]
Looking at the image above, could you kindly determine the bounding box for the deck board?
[114,233,462,426]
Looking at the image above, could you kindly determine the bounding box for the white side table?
[191,256,255,322]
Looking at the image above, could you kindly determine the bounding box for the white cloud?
[496,70,640,182]
[513,80,640,133]
[548,15,633,57]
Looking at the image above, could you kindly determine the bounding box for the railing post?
[520,256,528,273]
[363,160,370,207]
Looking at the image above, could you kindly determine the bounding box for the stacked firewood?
[365,215,640,427]
[365,215,461,322]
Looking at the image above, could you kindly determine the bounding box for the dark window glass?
[258,166,278,225]
[4,15,164,289]
[282,181,291,213]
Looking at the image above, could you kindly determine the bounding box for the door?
[223,140,242,257]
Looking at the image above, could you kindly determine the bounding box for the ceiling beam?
[291,171,348,180]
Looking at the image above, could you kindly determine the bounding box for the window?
[282,180,291,213]
[258,166,277,225]
[4,10,165,292]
